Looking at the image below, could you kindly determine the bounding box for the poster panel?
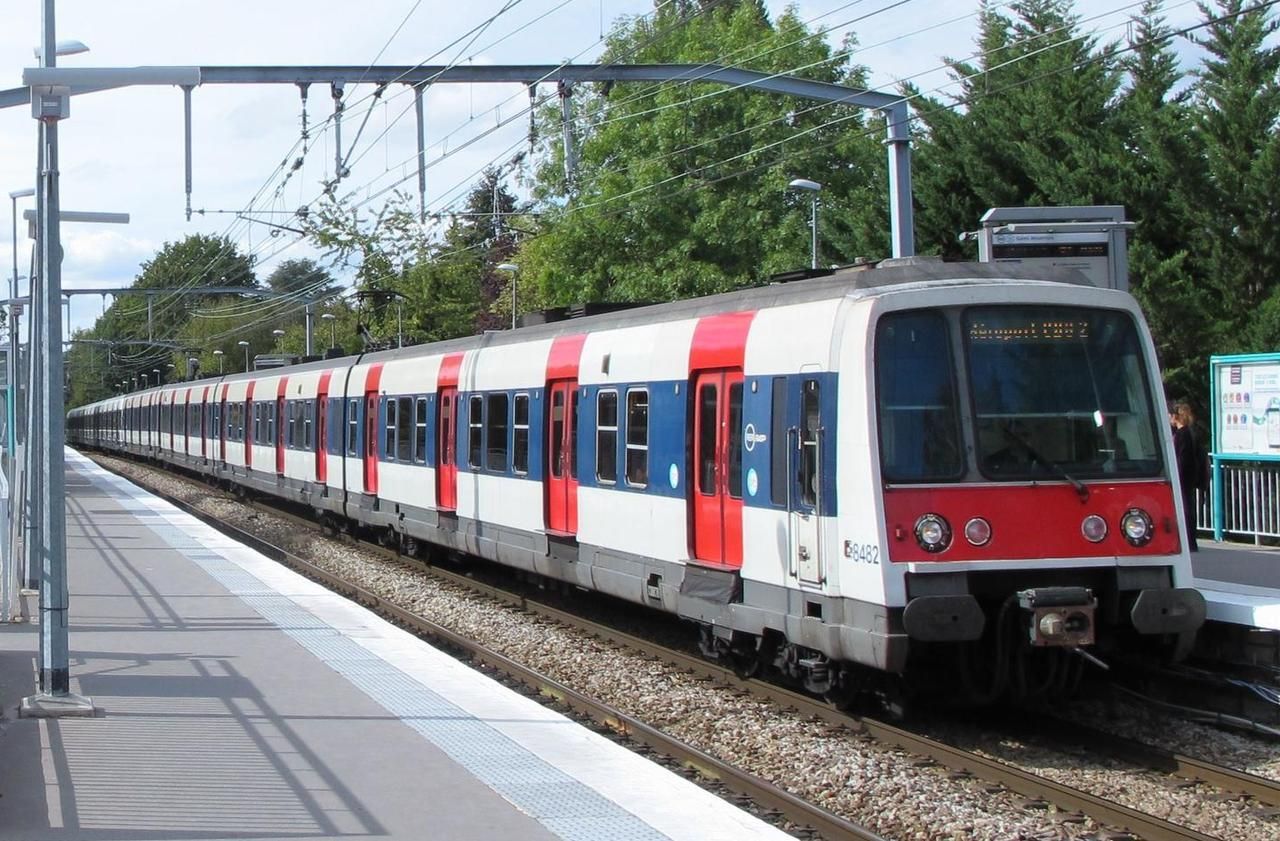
[1214,357,1280,456]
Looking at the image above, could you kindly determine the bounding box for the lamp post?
[787,178,822,270]
[238,340,250,372]
[212,349,224,373]
[153,367,161,386]
[497,263,518,329]
[321,312,336,349]
[140,373,148,389]
[272,328,285,352]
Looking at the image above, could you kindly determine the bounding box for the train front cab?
[870,284,1206,700]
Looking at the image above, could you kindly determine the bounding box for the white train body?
[70,262,1205,701]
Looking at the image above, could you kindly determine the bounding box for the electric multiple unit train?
[68,259,1207,705]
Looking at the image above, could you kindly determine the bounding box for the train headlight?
[1081,514,1108,543]
[1120,508,1154,547]
[914,514,951,553]
[964,517,992,547]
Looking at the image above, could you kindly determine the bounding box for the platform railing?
[1198,461,1280,543]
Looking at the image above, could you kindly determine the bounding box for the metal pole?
[304,301,313,357]
[414,83,426,223]
[182,85,193,222]
[396,303,402,349]
[809,195,818,271]
[559,81,576,185]
[511,275,516,330]
[883,102,915,259]
[25,0,91,714]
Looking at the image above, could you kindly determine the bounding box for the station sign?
[1211,355,1280,458]
[976,206,1133,292]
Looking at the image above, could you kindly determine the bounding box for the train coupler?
[1016,587,1096,647]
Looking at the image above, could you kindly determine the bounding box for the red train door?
[317,398,328,482]
[364,390,379,494]
[245,383,255,469]
[200,387,208,460]
[276,377,288,475]
[437,387,457,510]
[546,379,579,534]
[317,372,331,483]
[691,369,745,567]
[219,386,228,463]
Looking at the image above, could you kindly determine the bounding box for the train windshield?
[964,306,1162,480]
[875,311,965,481]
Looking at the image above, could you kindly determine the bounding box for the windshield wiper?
[1002,422,1090,502]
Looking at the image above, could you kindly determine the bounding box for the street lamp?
[321,312,336,349]
[140,373,148,389]
[238,340,250,372]
[787,178,822,270]
[153,367,161,386]
[212,349,224,373]
[497,263,518,330]
[32,40,89,60]
[272,328,285,351]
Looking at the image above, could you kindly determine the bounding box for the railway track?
[94,454,1280,841]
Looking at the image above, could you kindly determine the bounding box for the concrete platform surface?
[0,450,791,841]
[1193,540,1280,631]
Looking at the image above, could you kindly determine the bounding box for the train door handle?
[798,545,810,561]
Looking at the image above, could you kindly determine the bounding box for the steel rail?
[95,454,1238,841]
[94,457,882,841]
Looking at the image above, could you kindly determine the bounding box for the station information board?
[1211,354,1280,458]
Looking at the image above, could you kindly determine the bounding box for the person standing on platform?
[1172,400,1206,552]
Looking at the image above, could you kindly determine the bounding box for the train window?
[468,395,483,468]
[596,390,618,484]
[550,390,565,478]
[512,393,529,475]
[569,389,579,480]
[486,393,509,471]
[770,378,787,504]
[384,398,396,459]
[267,403,275,447]
[697,382,717,495]
[625,388,648,487]
[396,397,413,461]
[440,395,454,466]
[800,380,819,506]
[304,401,314,450]
[728,383,744,499]
[964,306,1162,479]
[347,398,360,456]
[414,398,428,464]
[876,311,963,482]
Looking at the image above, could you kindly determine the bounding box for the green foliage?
[518,1,887,305]
[907,0,1125,259]
[67,234,259,406]
[266,258,341,300]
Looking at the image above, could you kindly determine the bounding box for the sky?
[0,0,1210,337]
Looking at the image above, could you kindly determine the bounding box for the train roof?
[89,258,1098,407]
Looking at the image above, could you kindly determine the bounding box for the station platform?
[1192,539,1280,631]
[0,449,790,841]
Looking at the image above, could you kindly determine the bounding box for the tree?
[1116,1,1210,401]
[66,234,258,405]
[1186,0,1280,351]
[906,1,1126,257]
[265,258,341,301]
[518,1,887,305]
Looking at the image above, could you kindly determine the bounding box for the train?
[68,257,1207,708]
